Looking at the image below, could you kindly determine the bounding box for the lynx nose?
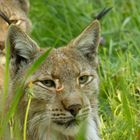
[67,104,82,116]
[62,95,83,116]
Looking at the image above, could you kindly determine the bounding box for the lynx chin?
[4,19,101,140]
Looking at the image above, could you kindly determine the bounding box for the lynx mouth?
[54,119,80,128]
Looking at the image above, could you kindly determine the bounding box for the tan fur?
[0,0,31,92]
[3,20,101,140]
[0,0,31,47]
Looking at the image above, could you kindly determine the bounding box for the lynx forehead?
[38,48,93,78]
[6,20,100,140]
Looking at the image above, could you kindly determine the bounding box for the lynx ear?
[72,20,100,60]
[6,25,39,73]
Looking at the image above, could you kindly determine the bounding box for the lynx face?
[7,20,100,140]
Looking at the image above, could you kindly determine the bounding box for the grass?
[0,0,140,139]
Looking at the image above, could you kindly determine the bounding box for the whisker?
[77,115,87,121]
[77,113,89,119]
[81,106,90,112]
[51,116,73,121]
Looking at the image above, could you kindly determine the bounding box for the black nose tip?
[67,104,82,116]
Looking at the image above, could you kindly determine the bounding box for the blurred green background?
[29,0,140,140]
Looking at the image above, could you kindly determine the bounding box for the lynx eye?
[78,75,93,85]
[40,80,55,88]
[79,75,89,84]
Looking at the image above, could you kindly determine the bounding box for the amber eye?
[79,75,89,84]
[41,80,55,88]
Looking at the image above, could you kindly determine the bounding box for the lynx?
[0,0,31,90]
[0,0,31,50]
[4,18,101,140]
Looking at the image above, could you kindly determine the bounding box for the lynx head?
[7,20,100,139]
